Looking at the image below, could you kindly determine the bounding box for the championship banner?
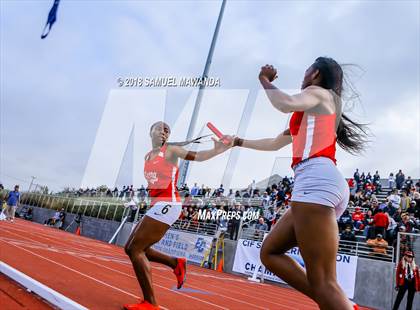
[152,230,213,264]
[233,239,358,298]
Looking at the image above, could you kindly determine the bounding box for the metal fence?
[11,192,224,233]
[240,227,269,241]
[171,219,219,236]
[11,191,271,223]
[129,214,219,237]
[396,232,420,263]
[339,239,394,262]
[55,191,269,207]
[240,227,395,262]
[18,192,127,222]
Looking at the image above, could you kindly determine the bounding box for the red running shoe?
[123,301,160,310]
[173,257,187,289]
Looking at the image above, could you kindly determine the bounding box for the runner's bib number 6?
[161,204,171,214]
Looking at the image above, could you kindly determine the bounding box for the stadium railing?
[240,227,395,262]
[15,192,220,235]
[18,192,127,222]
[16,192,269,221]
[131,214,219,236]
[55,190,268,207]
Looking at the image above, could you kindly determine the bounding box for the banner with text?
[152,230,213,264]
[233,239,358,298]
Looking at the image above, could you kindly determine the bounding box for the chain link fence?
[396,232,420,263]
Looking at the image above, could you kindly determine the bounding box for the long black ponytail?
[312,57,369,154]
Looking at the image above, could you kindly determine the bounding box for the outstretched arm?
[234,129,292,151]
[168,137,231,162]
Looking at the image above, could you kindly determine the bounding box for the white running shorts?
[145,201,182,226]
[291,157,349,219]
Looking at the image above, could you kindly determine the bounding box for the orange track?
[0,273,53,309]
[0,220,368,310]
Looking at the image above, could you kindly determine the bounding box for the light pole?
[28,176,36,192]
[178,0,227,187]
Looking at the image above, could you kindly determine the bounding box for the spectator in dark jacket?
[407,201,417,215]
[340,225,357,254]
[363,209,375,239]
[340,226,357,242]
[400,213,414,233]
[24,207,33,221]
[229,203,241,240]
[354,169,360,183]
[405,176,414,190]
[396,170,405,190]
[338,210,352,232]
[413,192,420,218]
[373,171,380,183]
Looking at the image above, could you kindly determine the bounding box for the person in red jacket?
[352,206,365,231]
[373,208,389,237]
[393,251,420,310]
[348,178,356,197]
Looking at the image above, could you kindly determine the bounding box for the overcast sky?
[1,0,419,191]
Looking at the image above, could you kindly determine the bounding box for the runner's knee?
[125,239,146,257]
[308,276,339,301]
[260,241,286,268]
[260,242,271,266]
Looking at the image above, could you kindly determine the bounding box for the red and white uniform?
[289,111,349,218]
[144,144,182,225]
[289,111,336,168]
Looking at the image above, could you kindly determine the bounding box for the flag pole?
[178,0,227,187]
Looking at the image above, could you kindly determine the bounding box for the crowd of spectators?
[56,176,295,240]
[339,169,420,259]
[159,177,294,240]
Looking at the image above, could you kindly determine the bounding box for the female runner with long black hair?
[123,121,230,310]
[231,57,368,309]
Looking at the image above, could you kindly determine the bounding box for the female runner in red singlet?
[123,121,230,310]
[230,58,368,309]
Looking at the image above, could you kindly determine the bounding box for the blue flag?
[41,0,60,39]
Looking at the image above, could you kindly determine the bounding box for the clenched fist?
[259,64,278,82]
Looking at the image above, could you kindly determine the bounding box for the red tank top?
[289,111,337,168]
[144,144,181,205]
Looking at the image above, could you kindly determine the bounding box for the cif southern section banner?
[152,229,213,264]
[233,239,358,298]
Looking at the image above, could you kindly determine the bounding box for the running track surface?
[0,220,370,310]
[0,273,53,309]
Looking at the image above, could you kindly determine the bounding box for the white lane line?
[0,240,142,301]
[0,261,88,310]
